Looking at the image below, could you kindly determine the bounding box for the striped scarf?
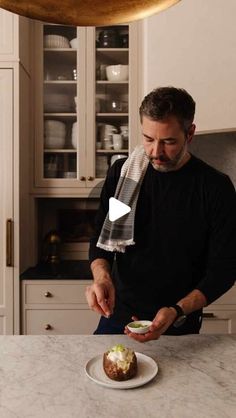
[96,145,149,252]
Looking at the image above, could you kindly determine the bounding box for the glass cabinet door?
[34,23,86,187]
[34,22,139,192]
[96,25,130,177]
[86,23,139,189]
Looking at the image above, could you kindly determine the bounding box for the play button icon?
[109,197,131,222]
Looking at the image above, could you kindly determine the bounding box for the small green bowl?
[127,320,152,334]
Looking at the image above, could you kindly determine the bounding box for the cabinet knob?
[44,291,52,298]
[80,176,86,181]
[44,324,52,330]
[87,176,94,181]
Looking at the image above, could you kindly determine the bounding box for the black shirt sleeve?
[89,158,127,267]
[196,175,236,304]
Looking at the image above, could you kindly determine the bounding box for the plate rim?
[85,351,158,389]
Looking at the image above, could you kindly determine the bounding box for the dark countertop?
[20,260,92,280]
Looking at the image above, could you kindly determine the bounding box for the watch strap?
[169,304,185,319]
[169,304,187,328]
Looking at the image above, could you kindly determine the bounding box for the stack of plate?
[96,156,108,177]
[44,120,66,149]
[44,93,72,113]
[71,122,77,149]
[44,35,70,49]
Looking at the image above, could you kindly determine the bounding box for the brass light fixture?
[0,0,181,26]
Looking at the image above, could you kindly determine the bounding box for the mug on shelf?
[112,134,123,150]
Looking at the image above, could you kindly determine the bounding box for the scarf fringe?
[97,239,135,253]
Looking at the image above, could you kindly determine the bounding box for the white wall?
[142,0,236,132]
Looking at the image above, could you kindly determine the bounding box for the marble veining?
[0,335,235,418]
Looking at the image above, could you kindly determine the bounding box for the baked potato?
[103,344,137,381]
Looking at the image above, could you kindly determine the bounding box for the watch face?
[173,315,187,328]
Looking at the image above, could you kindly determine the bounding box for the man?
[86,87,236,342]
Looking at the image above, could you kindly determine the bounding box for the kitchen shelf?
[44,113,76,116]
[96,81,129,84]
[96,149,128,154]
[44,48,76,52]
[96,113,128,117]
[44,81,77,84]
[96,48,129,52]
[44,149,77,153]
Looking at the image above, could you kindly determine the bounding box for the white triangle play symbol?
[109,197,131,222]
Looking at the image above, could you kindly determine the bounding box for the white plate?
[85,352,158,389]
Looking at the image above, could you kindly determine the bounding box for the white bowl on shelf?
[44,136,66,149]
[70,38,78,48]
[44,120,66,136]
[106,65,129,82]
[44,35,70,49]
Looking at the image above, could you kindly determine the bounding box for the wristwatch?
[169,304,187,328]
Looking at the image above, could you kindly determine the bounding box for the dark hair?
[139,86,196,133]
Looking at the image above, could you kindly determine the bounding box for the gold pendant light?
[0,0,181,26]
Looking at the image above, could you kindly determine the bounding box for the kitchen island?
[0,334,235,418]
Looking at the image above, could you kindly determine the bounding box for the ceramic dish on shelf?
[44,136,66,149]
[44,120,66,135]
[44,34,70,49]
[106,65,129,82]
[70,38,78,48]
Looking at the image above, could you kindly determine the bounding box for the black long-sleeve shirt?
[89,155,236,323]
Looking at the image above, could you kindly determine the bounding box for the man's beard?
[147,141,188,172]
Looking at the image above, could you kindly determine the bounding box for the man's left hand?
[124,307,177,342]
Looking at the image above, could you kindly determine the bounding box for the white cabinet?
[201,285,236,334]
[21,280,99,334]
[32,23,140,196]
[0,69,14,334]
[142,0,236,132]
[0,9,15,58]
[0,11,31,334]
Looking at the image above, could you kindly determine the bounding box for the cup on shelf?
[70,38,78,49]
[103,137,113,150]
[74,96,78,111]
[112,134,123,150]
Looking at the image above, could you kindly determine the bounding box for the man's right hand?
[86,259,115,318]
[86,279,115,317]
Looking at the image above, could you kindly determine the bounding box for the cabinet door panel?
[25,309,99,334]
[0,69,14,334]
[0,10,14,57]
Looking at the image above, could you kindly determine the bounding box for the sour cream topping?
[107,345,134,371]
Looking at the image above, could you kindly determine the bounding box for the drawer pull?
[44,324,52,330]
[87,176,94,181]
[44,291,52,298]
[80,176,86,181]
[203,313,216,318]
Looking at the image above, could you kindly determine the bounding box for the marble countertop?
[0,334,235,418]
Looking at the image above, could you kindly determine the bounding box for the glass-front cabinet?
[33,22,139,195]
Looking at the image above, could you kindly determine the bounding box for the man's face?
[141,115,195,172]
